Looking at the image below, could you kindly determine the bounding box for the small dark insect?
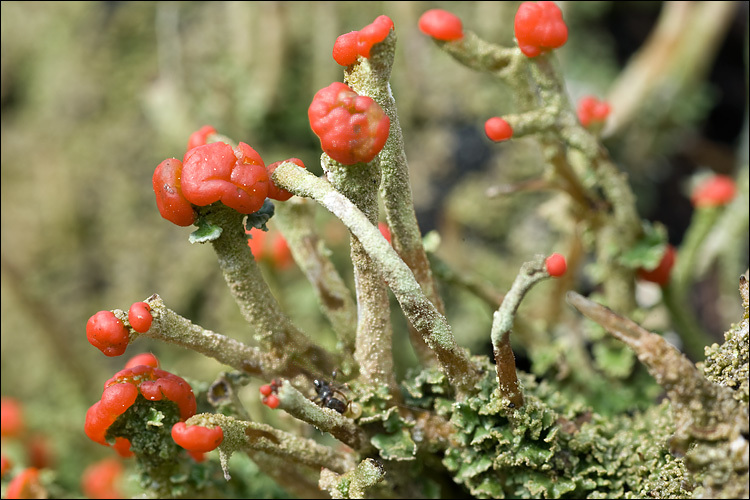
[313,377,349,414]
[312,371,361,418]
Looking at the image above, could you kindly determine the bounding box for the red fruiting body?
[27,434,54,469]
[332,16,394,66]
[100,383,139,417]
[485,117,513,142]
[333,31,360,66]
[514,1,568,58]
[266,157,305,201]
[262,394,280,409]
[357,15,394,58]
[545,253,567,277]
[85,365,197,448]
[153,158,197,227]
[82,458,124,500]
[260,379,281,408]
[1,397,24,438]
[308,82,390,165]
[188,450,207,463]
[418,9,464,41]
[271,234,293,270]
[247,227,267,260]
[128,302,153,333]
[171,422,224,453]
[181,141,270,215]
[86,311,130,357]
[577,96,611,127]
[638,244,676,287]
[1,455,11,478]
[5,467,42,499]
[247,228,293,269]
[112,437,134,458]
[84,401,120,446]
[124,352,160,370]
[186,125,217,152]
[691,175,737,208]
[104,365,197,420]
[378,222,392,244]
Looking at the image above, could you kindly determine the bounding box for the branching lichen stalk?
[272,163,483,394]
[199,204,337,376]
[322,153,397,394]
[346,30,442,366]
[190,413,355,475]
[135,294,277,376]
[490,256,553,408]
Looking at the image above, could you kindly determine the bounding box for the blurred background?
[1,1,748,497]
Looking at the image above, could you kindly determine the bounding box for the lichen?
[400,277,749,500]
[700,274,749,405]
[402,357,691,499]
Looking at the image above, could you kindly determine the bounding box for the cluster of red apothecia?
[577,96,611,129]
[86,301,153,358]
[420,6,610,144]
[154,84,392,227]
[259,380,282,410]
[419,4,569,144]
[420,3,567,57]
[153,126,303,227]
[85,354,194,448]
[84,352,223,460]
[308,82,391,166]
[418,4,741,289]
[332,15,395,66]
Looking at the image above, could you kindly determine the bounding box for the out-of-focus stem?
[199,204,337,377]
[661,284,712,360]
[530,56,643,315]
[346,30,441,366]
[673,206,722,292]
[273,199,358,355]
[428,253,504,309]
[591,155,643,314]
[247,450,327,499]
[655,207,718,360]
[490,256,554,408]
[604,1,739,137]
[272,163,483,394]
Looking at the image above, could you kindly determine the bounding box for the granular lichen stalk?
[271,162,483,394]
